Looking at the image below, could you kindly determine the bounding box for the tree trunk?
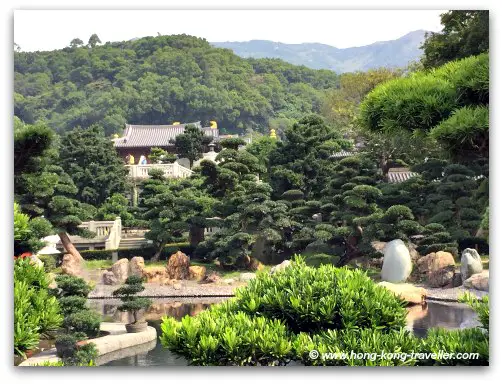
[58,232,83,260]
[152,242,164,261]
[189,225,204,247]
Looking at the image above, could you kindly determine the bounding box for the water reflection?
[407,300,480,338]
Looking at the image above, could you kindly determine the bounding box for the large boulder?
[166,251,190,280]
[416,251,455,288]
[416,251,455,274]
[143,266,167,283]
[189,266,206,281]
[270,260,291,274]
[461,248,483,281]
[378,282,427,305]
[463,270,489,292]
[111,258,129,284]
[381,239,412,283]
[129,256,145,278]
[200,272,221,284]
[61,253,84,277]
[102,271,118,285]
[428,268,455,288]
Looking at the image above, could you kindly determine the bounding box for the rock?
[28,255,44,268]
[143,267,167,283]
[61,253,84,277]
[463,270,489,291]
[239,272,256,282]
[416,251,456,288]
[452,272,463,287]
[102,271,118,285]
[189,265,206,281]
[270,260,292,274]
[461,248,483,281]
[223,278,235,285]
[371,241,387,254]
[111,258,130,284]
[381,239,412,283]
[378,282,427,305]
[417,251,455,274]
[407,244,420,263]
[173,282,182,290]
[200,272,221,284]
[129,257,145,278]
[166,251,190,280]
[428,268,455,288]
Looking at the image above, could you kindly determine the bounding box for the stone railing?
[79,217,122,250]
[126,163,194,179]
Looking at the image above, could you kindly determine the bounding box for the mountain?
[212,30,428,73]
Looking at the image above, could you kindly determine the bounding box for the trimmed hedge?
[48,242,195,262]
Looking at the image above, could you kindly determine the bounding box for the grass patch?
[85,260,113,270]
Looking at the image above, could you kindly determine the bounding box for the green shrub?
[55,334,78,358]
[14,258,63,357]
[295,328,421,366]
[161,309,294,366]
[52,275,92,298]
[37,254,58,273]
[419,328,488,366]
[58,296,88,316]
[14,281,41,358]
[63,310,102,338]
[160,258,489,366]
[65,342,99,366]
[233,257,407,333]
[302,253,340,268]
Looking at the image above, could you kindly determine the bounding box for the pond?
[87,298,480,366]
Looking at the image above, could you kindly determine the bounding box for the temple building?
[112,121,219,164]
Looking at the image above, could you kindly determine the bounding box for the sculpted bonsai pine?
[112,276,152,333]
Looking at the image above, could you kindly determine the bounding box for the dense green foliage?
[161,259,488,365]
[14,34,340,135]
[360,53,489,162]
[421,11,489,69]
[14,258,63,357]
[59,126,128,206]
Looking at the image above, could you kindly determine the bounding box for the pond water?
[87,298,480,366]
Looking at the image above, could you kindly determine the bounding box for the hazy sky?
[14,10,445,52]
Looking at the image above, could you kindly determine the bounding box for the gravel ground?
[89,282,240,299]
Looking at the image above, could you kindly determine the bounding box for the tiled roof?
[113,122,219,148]
[387,168,418,183]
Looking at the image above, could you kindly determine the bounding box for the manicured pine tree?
[59,125,128,207]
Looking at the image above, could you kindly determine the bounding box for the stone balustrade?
[126,163,193,179]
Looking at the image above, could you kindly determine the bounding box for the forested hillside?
[14,34,340,135]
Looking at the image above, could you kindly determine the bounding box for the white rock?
[461,248,483,281]
[270,260,292,274]
[239,273,256,282]
[381,239,412,283]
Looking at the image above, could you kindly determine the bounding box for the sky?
[14,10,445,52]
